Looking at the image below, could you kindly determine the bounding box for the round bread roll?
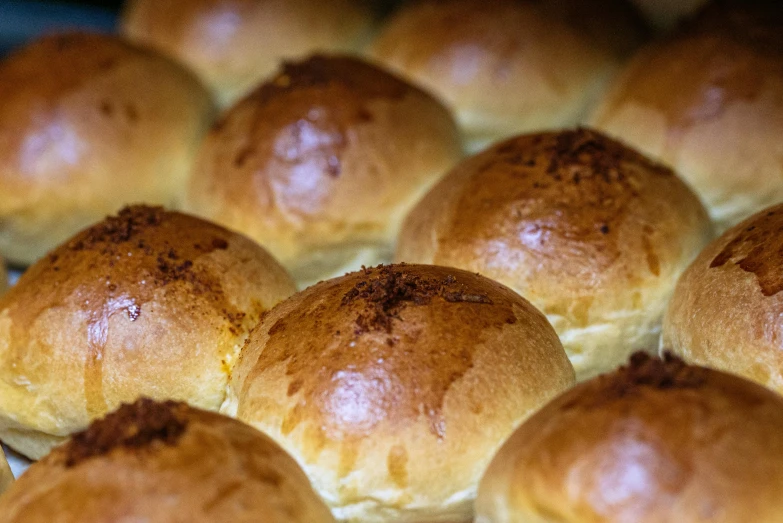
[0,447,12,495]
[0,399,335,522]
[591,12,783,232]
[369,0,648,152]
[121,0,375,107]
[223,263,575,522]
[0,32,214,266]
[396,129,713,380]
[0,205,296,460]
[629,0,710,30]
[663,203,783,394]
[475,353,783,523]
[185,55,462,287]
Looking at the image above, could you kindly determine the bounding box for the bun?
[476,353,783,522]
[0,32,214,266]
[0,206,296,459]
[0,399,335,522]
[186,55,462,287]
[222,263,575,522]
[0,447,12,495]
[121,0,375,106]
[397,129,713,380]
[591,5,783,231]
[369,0,647,151]
[664,202,783,395]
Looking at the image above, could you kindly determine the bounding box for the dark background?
[53,0,123,5]
[0,0,119,53]
[0,0,401,55]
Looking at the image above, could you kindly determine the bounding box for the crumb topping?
[341,264,493,334]
[64,399,189,467]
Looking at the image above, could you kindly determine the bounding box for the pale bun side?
[186,55,462,286]
[591,33,783,232]
[0,206,296,460]
[0,399,336,522]
[397,129,713,380]
[223,263,575,522]
[476,353,783,523]
[369,0,628,151]
[0,32,214,265]
[121,0,375,106]
[663,203,783,394]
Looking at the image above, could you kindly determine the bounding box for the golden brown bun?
[0,447,12,495]
[0,399,335,522]
[0,206,296,460]
[397,129,713,380]
[0,32,214,266]
[121,0,375,107]
[223,263,575,522]
[476,353,783,523]
[369,0,647,151]
[186,55,462,287]
[629,0,710,29]
[663,203,783,394]
[591,10,783,231]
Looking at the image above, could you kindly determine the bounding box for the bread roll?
[0,32,214,266]
[0,399,335,522]
[369,0,647,152]
[186,55,462,287]
[223,263,575,522]
[591,5,783,231]
[0,447,12,495]
[663,202,783,394]
[0,205,296,460]
[397,129,713,380]
[121,0,375,107]
[476,353,783,522]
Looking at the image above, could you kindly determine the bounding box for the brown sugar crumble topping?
[550,128,671,178]
[39,205,243,330]
[617,352,707,389]
[602,352,707,400]
[341,264,493,334]
[565,352,708,410]
[494,128,672,186]
[254,55,409,106]
[69,205,164,250]
[63,398,189,467]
